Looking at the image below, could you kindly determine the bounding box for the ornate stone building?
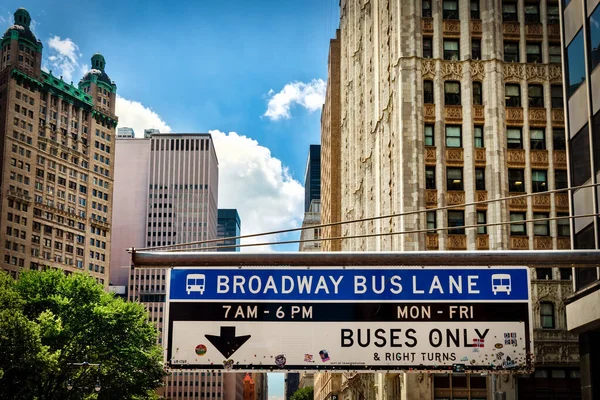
[0,8,116,286]
[320,0,581,398]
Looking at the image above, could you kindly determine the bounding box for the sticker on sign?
[165,266,532,372]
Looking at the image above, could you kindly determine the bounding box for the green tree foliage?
[0,270,165,399]
[290,386,314,400]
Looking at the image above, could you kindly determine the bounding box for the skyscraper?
[0,8,116,286]
[560,1,600,399]
[217,208,241,251]
[304,144,321,212]
[111,132,224,399]
[117,127,134,138]
[322,0,578,398]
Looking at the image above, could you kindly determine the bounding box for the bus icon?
[186,274,206,295]
[491,274,511,295]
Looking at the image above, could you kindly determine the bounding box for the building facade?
[1,8,116,286]
[322,0,581,398]
[117,127,134,138]
[111,132,224,399]
[304,144,322,212]
[217,208,241,251]
[560,0,600,399]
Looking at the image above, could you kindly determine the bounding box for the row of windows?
[424,39,561,63]
[5,225,27,240]
[565,4,600,96]
[6,213,27,227]
[5,240,26,254]
[149,184,210,190]
[427,209,569,237]
[424,81,564,109]
[15,90,35,106]
[422,0,559,23]
[32,231,85,245]
[13,116,34,133]
[3,255,25,268]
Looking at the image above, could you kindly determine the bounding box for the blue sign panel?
[169,267,529,302]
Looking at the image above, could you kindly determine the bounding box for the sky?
[2,0,340,397]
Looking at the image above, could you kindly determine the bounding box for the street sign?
[165,266,532,372]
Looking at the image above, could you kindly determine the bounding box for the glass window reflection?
[590,5,600,71]
[567,30,585,96]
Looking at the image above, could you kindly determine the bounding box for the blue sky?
[2,0,339,397]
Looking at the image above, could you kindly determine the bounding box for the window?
[507,128,523,149]
[423,37,432,58]
[474,125,484,148]
[427,211,437,233]
[557,213,570,236]
[528,85,544,107]
[448,211,465,234]
[510,212,527,235]
[537,268,552,279]
[567,30,585,96]
[471,39,481,60]
[532,170,547,192]
[444,40,460,61]
[559,268,572,280]
[540,302,555,329]
[477,211,487,234]
[509,169,525,192]
[444,81,461,105]
[424,80,434,103]
[590,5,600,71]
[534,213,550,236]
[551,85,563,108]
[424,124,434,146]
[504,41,519,62]
[447,167,463,190]
[526,43,542,63]
[555,170,568,189]
[473,82,482,105]
[426,167,436,189]
[445,125,462,147]
[547,3,559,24]
[473,168,486,191]
[553,129,566,150]
[524,2,540,23]
[549,43,561,63]
[505,84,521,107]
[443,0,459,19]
[530,128,545,150]
[503,2,518,21]
[570,124,591,187]
[471,0,480,19]
[422,0,432,17]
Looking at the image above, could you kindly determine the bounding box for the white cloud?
[264,79,326,120]
[210,130,304,251]
[46,36,81,83]
[116,95,172,136]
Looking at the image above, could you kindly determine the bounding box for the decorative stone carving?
[509,195,527,210]
[443,20,460,36]
[526,64,548,83]
[556,193,569,212]
[553,151,567,168]
[503,22,520,38]
[530,150,549,167]
[557,237,571,249]
[510,236,529,250]
[441,61,463,80]
[504,63,524,82]
[447,191,465,206]
[470,61,485,80]
[506,107,524,124]
[421,17,433,35]
[533,194,551,211]
[548,24,561,39]
[446,148,464,165]
[534,236,553,250]
[424,104,436,121]
[422,59,436,79]
[477,235,489,250]
[549,64,563,83]
[425,147,436,164]
[507,149,526,167]
[474,148,486,165]
[525,23,543,39]
[448,235,467,250]
[426,189,437,207]
[529,108,547,126]
[476,190,488,207]
[552,108,565,125]
[444,105,462,122]
[473,105,485,123]
[426,234,439,250]
[471,20,482,36]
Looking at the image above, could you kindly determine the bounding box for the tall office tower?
[217,208,241,251]
[252,373,268,400]
[284,373,300,399]
[117,127,134,138]
[299,200,322,252]
[560,1,600,399]
[111,132,224,399]
[321,0,580,398]
[0,8,116,285]
[321,30,342,252]
[304,144,321,212]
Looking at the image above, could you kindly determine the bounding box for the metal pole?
[129,250,600,268]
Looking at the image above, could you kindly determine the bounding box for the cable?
[135,182,600,252]
[154,212,600,252]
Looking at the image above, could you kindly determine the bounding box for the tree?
[290,386,314,400]
[0,270,166,399]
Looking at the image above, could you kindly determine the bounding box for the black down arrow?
[205,327,251,359]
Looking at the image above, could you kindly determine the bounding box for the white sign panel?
[166,267,532,372]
